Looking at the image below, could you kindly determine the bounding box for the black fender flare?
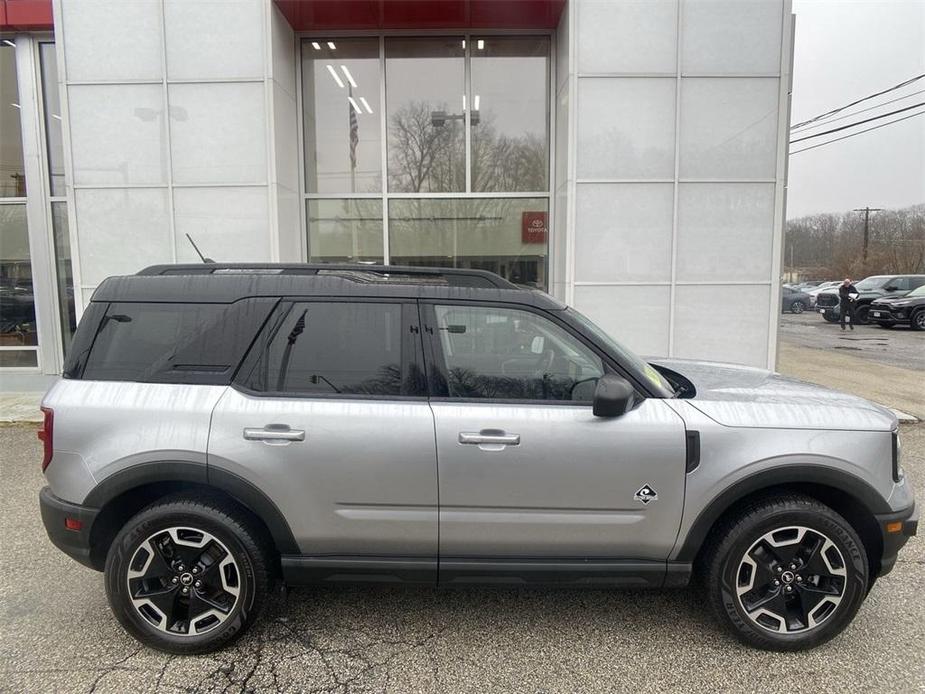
[83,460,299,554]
[674,464,892,562]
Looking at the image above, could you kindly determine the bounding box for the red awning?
[1,0,53,31]
[274,0,566,31]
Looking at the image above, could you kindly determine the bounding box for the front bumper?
[875,502,918,576]
[39,486,100,570]
[868,306,911,323]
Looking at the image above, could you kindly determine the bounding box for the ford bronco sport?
[39,264,917,654]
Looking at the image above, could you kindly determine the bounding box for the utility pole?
[853,206,883,263]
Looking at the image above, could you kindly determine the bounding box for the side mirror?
[885,286,898,292]
[592,374,636,417]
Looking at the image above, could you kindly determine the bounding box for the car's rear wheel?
[790,300,805,314]
[105,496,270,654]
[703,495,868,651]
[854,304,871,325]
[911,308,925,331]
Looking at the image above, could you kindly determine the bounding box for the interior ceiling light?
[340,65,357,88]
[11,102,21,109]
[311,42,321,50]
[347,96,361,114]
[474,94,480,110]
[477,39,485,50]
[2,39,16,47]
[359,97,374,114]
[326,64,344,88]
[327,41,336,50]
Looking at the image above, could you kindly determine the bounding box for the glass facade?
[301,35,551,289]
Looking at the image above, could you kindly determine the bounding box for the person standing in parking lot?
[838,278,859,331]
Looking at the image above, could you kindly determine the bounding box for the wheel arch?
[678,466,889,578]
[84,461,298,571]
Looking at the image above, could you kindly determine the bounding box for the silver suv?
[39,264,917,654]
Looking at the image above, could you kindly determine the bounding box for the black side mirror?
[885,286,898,292]
[592,374,637,417]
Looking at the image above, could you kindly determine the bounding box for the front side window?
[242,302,423,397]
[433,304,604,402]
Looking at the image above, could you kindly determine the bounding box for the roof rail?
[136,263,518,289]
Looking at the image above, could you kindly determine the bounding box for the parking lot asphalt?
[1,421,923,694]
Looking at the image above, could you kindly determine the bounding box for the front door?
[208,299,438,581]
[422,303,687,574]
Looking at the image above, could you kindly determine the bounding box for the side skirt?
[281,555,692,588]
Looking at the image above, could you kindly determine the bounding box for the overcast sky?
[787,0,925,219]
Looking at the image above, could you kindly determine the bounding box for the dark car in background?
[815,275,925,324]
[869,284,925,330]
[781,286,812,313]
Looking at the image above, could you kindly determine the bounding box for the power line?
[790,88,925,133]
[789,109,925,155]
[790,73,925,129]
[790,101,925,143]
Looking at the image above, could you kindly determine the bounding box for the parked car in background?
[806,281,840,308]
[869,284,925,330]
[781,286,812,313]
[815,275,925,324]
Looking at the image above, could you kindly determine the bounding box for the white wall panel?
[679,78,779,179]
[676,183,775,282]
[164,0,264,80]
[681,0,783,75]
[68,84,166,185]
[574,285,671,357]
[672,284,770,365]
[61,0,162,81]
[578,0,678,74]
[75,188,171,286]
[173,187,270,263]
[575,183,673,283]
[168,82,268,184]
[577,78,676,179]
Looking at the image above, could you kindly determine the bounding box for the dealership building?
[1,0,793,391]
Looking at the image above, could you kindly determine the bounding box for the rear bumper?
[875,502,918,577]
[39,486,100,570]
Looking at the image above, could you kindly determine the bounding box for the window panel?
[470,36,549,192]
[39,43,66,197]
[1,44,26,198]
[307,198,383,264]
[244,302,421,396]
[388,198,548,289]
[434,304,603,402]
[578,0,678,74]
[681,0,783,75]
[50,202,77,354]
[386,37,465,193]
[0,349,38,367]
[303,39,382,194]
[0,205,37,351]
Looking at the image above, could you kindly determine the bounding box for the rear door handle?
[458,431,520,446]
[243,425,305,443]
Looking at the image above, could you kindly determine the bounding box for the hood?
[872,294,918,305]
[653,358,896,432]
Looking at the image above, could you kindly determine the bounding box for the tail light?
[38,407,54,472]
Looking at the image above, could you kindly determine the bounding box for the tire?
[104,495,271,654]
[854,304,871,325]
[702,494,868,651]
[822,310,839,323]
[911,308,925,331]
[790,301,805,314]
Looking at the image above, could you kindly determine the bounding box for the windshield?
[565,308,675,397]
[855,276,890,291]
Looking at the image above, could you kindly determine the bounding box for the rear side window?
[239,301,424,397]
[80,299,275,383]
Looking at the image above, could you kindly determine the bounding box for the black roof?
[90,264,565,310]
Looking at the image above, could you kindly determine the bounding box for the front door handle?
[243,425,305,443]
[458,430,520,446]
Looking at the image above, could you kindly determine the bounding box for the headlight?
[893,431,904,483]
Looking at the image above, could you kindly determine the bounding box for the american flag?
[348,87,358,171]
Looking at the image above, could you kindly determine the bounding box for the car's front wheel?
[911,308,925,331]
[822,309,839,323]
[104,496,270,654]
[703,495,868,651]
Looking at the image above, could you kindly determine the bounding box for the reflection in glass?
[471,37,549,192]
[40,43,66,197]
[389,198,548,289]
[0,204,38,366]
[51,203,77,353]
[386,38,465,193]
[302,39,382,193]
[307,199,383,263]
[1,45,26,198]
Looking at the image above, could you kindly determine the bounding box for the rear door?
[208,299,438,581]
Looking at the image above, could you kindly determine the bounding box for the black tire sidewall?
[712,506,868,651]
[105,503,265,654]
[911,309,925,331]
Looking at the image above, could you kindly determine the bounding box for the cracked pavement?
[1,421,922,693]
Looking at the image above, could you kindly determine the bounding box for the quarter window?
[242,302,423,397]
[433,304,604,402]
